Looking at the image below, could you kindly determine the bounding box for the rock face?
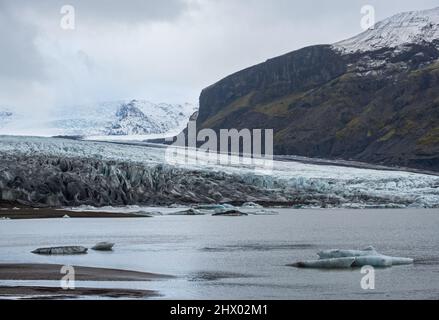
[196,8,439,171]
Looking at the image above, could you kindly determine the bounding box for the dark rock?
[196,43,439,172]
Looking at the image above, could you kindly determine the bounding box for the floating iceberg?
[293,257,356,269]
[212,209,248,216]
[170,208,207,216]
[241,202,263,209]
[378,256,414,266]
[292,247,413,269]
[317,246,378,259]
[32,246,88,255]
[92,242,115,251]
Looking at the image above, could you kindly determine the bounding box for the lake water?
[0,209,438,299]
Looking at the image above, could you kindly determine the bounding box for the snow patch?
[334,7,439,53]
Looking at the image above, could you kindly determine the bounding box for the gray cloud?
[0,4,45,80]
[1,0,439,114]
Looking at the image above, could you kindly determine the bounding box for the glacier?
[0,136,438,208]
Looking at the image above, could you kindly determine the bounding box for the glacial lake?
[0,208,438,299]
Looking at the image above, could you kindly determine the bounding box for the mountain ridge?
[195,7,439,171]
[0,100,197,138]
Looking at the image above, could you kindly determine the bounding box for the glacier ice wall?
[0,136,438,208]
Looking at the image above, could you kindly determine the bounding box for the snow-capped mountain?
[334,7,439,53]
[0,100,197,139]
[107,100,169,135]
[0,108,14,128]
[195,6,439,172]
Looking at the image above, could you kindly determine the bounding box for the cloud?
[1,0,439,115]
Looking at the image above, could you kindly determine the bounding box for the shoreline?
[0,202,153,220]
[0,263,173,281]
[0,263,172,299]
[0,286,158,299]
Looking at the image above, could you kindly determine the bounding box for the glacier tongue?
[0,136,438,208]
[333,7,439,53]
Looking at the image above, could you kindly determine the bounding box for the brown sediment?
[0,263,173,281]
[0,286,158,299]
[0,202,151,219]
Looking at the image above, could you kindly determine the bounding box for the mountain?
[0,108,14,128]
[196,7,439,171]
[0,100,197,138]
[334,7,439,53]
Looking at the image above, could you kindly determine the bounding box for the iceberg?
[351,255,393,268]
[212,209,248,216]
[292,247,414,269]
[293,257,356,269]
[379,256,414,266]
[92,242,115,251]
[317,246,378,259]
[32,246,88,255]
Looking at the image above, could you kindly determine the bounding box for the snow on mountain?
[0,100,197,139]
[0,108,14,128]
[334,7,439,53]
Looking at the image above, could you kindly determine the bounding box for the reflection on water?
[201,243,317,252]
[0,208,438,299]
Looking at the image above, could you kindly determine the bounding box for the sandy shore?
[0,202,151,219]
[0,286,157,299]
[0,263,172,281]
[0,263,172,299]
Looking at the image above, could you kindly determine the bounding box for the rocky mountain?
[196,7,439,171]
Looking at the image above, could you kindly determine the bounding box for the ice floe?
[292,247,414,269]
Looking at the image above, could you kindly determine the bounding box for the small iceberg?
[195,204,229,210]
[241,202,263,209]
[317,246,378,259]
[250,209,279,215]
[32,246,88,255]
[130,211,155,217]
[351,256,393,268]
[293,257,355,269]
[212,209,248,216]
[170,208,207,216]
[291,246,413,269]
[92,242,115,251]
[379,255,414,266]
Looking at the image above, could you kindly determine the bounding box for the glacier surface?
[0,136,438,208]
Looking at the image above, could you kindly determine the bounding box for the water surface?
[0,209,438,299]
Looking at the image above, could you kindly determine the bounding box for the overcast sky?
[1,0,439,115]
